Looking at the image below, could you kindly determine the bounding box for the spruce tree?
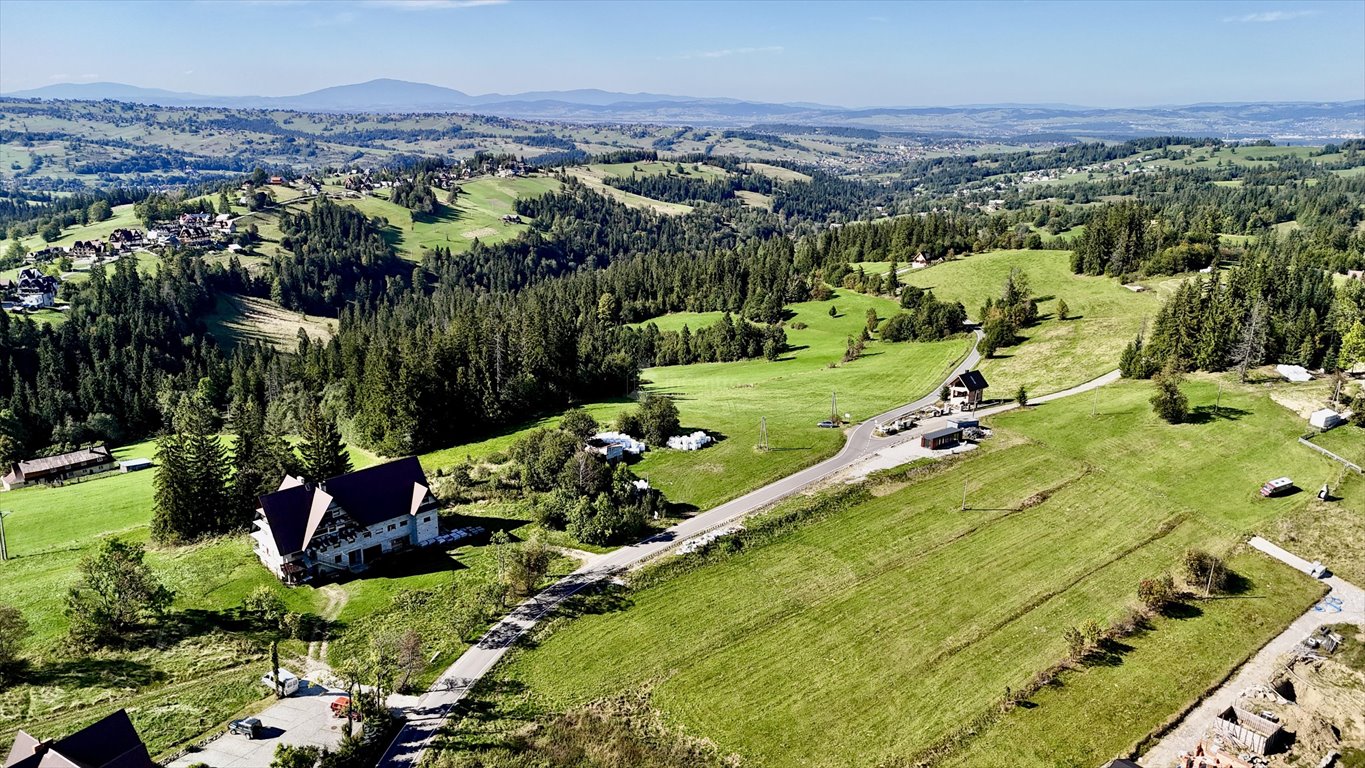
[299,397,352,483]
[152,396,231,544]
[230,400,294,528]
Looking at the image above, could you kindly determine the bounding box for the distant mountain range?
[6,79,1363,139]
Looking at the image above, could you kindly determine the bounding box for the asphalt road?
[374,332,987,766]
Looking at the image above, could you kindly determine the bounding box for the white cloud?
[49,73,70,81]
[682,45,784,60]
[1224,9,1316,22]
[364,0,508,9]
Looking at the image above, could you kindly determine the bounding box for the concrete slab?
[167,683,354,768]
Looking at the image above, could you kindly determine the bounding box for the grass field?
[477,376,1338,768]
[936,549,1321,767]
[563,166,693,215]
[1271,472,1365,586]
[902,249,1173,396]
[342,175,561,260]
[19,204,141,251]
[742,162,812,182]
[422,290,971,512]
[205,293,337,351]
[1309,422,1365,467]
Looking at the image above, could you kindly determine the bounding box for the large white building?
[250,457,441,584]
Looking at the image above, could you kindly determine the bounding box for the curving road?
[380,340,1126,767]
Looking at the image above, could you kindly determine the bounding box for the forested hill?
[2,136,1363,467]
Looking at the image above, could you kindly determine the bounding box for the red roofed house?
[250,457,441,584]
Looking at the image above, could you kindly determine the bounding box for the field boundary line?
[1296,436,1363,473]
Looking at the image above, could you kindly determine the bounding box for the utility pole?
[961,478,968,511]
[1090,387,1097,418]
[758,417,769,452]
[831,391,838,424]
[0,510,9,562]
[1215,381,1224,417]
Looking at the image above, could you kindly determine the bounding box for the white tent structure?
[1275,364,1312,382]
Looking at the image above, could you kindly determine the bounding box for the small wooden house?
[947,370,989,407]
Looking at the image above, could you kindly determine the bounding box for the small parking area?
[167,684,353,768]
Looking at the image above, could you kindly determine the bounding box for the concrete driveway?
[168,683,353,768]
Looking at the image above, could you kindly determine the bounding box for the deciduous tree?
[65,538,174,648]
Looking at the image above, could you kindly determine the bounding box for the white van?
[261,669,301,697]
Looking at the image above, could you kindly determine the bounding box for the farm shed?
[921,426,963,450]
[120,458,153,473]
[947,417,979,430]
[2,444,117,491]
[1212,706,1283,755]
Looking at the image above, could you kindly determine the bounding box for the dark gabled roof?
[952,369,989,391]
[256,457,431,556]
[4,710,154,768]
[322,456,429,529]
[258,483,315,555]
[922,426,963,440]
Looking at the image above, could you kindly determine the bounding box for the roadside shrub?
[1063,626,1086,660]
[1137,574,1176,612]
[1183,549,1229,593]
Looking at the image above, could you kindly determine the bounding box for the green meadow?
[902,249,1175,396]
[474,377,1338,768]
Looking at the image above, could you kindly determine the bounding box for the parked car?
[817,420,837,428]
[331,696,362,720]
[261,669,301,697]
[228,717,262,739]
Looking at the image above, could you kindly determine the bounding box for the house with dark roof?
[4,709,154,768]
[250,457,441,584]
[947,369,989,407]
[2,445,117,491]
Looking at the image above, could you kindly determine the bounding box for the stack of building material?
[593,431,647,455]
[666,431,712,451]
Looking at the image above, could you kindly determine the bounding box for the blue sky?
[1,0,1361,107]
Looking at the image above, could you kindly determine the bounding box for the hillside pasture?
[19,203,141,251]
[901,249,1172,396]
[743,161,812,182]
[205,293,337,351]
[563,166,693,215]
[335,175,561,260]
[487,377,1337,768]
